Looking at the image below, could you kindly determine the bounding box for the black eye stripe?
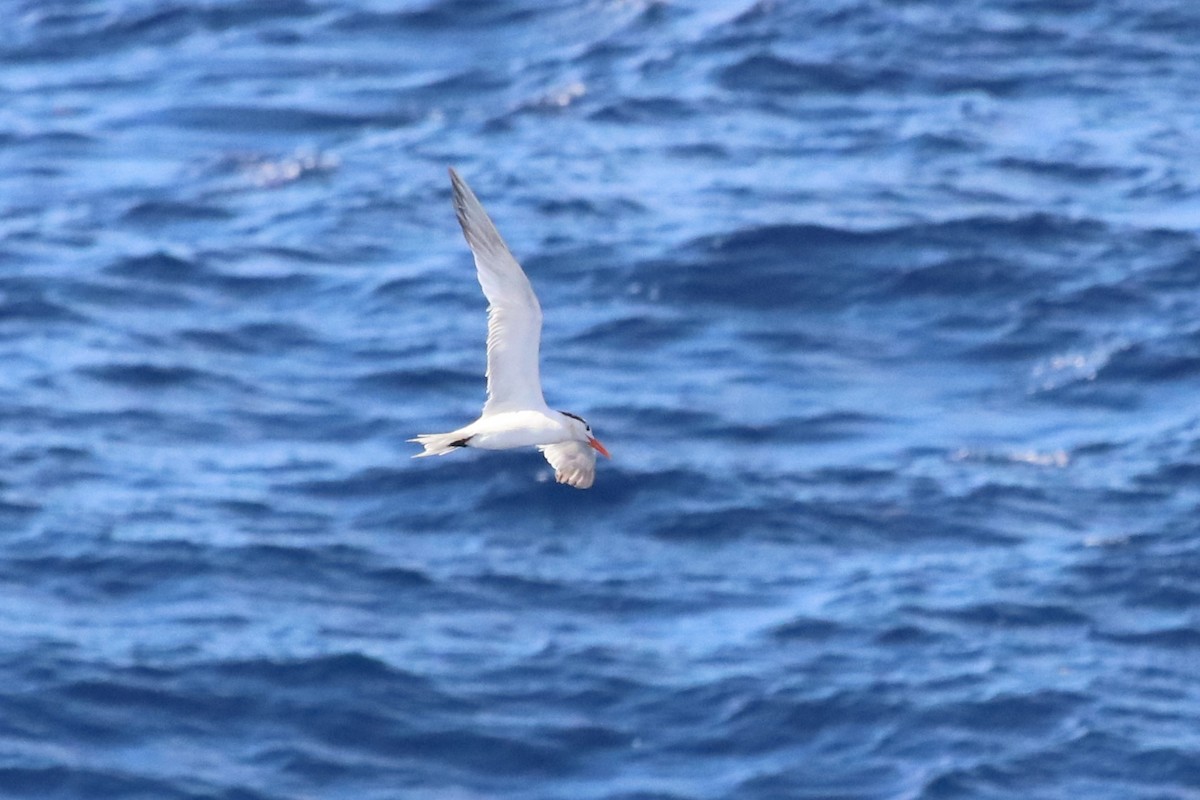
[559,410,586,425]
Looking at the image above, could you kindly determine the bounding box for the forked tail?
[408,431,469,458]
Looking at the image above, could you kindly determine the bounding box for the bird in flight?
[410,168,610,489]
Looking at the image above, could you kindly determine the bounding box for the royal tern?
[410,168,610,489]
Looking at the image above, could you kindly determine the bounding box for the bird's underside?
[410,414,599,489]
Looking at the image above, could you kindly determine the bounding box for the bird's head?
[558,410,610,459]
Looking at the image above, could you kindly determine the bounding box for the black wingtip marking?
[450,437,471,448]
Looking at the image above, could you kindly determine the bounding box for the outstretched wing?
[539,441,597,489]
[449,168,546,415]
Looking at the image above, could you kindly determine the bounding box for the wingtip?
[447,167,469,211]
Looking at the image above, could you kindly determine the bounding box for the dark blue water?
[3,1,1199,798]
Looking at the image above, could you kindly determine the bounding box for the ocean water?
[2,0,1199,798]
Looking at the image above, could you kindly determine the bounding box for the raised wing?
[539,441,597,489]
[449,168,546,415]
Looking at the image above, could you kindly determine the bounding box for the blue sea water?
[2,0,1200,797]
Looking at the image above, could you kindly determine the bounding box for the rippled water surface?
[3,1,1200,798]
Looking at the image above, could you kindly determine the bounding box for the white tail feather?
[408,432,466,458]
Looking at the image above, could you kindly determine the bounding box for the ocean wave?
[4,0,1200,797]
